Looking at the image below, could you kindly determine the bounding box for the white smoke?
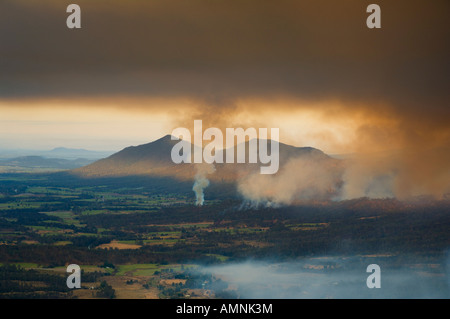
[198,258,450,299]
[193,176,209,206]
[237,153,342,205]
[236,151,436,204]
[193,164,215,206]
[336,156,396,200]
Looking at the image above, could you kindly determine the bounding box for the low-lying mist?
[197,256,450,299]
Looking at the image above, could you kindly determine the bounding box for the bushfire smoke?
[238,152,342,204]
[198,257,450,299]
[193,164,215,206]
[237,149,450,205]
[1,0,448,201]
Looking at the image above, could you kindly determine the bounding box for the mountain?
[72,135,196,179]
[0,156,94,170]
[44,147,114,160]
[72,135,339,182]
[0,147,114,160]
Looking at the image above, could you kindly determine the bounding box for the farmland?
[0,173,449,298]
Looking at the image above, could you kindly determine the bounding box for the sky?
[0,0,449,156]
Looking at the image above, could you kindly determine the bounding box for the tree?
[96,281,116,299]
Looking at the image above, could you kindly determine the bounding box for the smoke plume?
[1,0,448,201]
[236,148,450,204]
[193,164,215,206]
[237,152,343,205]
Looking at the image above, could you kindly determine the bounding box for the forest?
[0,172,449,298]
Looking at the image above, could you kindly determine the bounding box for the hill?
[72,135,340,183]
[0,156,93,172]
[0,147,113,161]
[45,147,114,160]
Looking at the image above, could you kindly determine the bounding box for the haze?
[0,0,449,198]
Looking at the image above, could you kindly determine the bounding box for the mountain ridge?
[72,134,338,181]
[0,156,94,170]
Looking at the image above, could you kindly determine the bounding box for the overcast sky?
[0,0,449,154]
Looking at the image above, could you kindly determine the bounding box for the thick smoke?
[237,149,449,204]
[1,1,448,201]
[237,153,342,205]
[193,164,215,206]
[199,258,450,299]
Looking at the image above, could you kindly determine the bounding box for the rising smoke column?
[193,164,215,206]
[193,175,210,206]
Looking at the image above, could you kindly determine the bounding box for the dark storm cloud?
[1,0,449,199]
[1,0,449,110]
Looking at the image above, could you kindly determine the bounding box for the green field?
[0,174,448,299]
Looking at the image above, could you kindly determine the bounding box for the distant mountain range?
[0,156,93,173]
[72,135,340,181]
[0,147,114,160]
[0,147,114,173]
[43,147,114,160]
[0,156,94,171]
